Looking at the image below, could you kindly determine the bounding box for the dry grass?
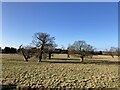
[1,54,118,61]
[91,55,118,61]
[1,54,23,60]
[1,54,120,89]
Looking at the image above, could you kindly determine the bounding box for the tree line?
[1,32,119,62]
[18,32,97,62]
[18,32,119,63]
[1,47,17,53]
[0,46,103,55]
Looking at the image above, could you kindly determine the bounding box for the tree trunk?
[80,56,84,63]
[39,45,44,62]
[21,49,28,62]
[67,53,70,58]
[90,54,93,58]
[49,52,52,60]
[110,54,114,58]
[39,52,42,62]
[67,50,70,58]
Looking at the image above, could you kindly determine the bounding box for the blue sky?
[2,2,118,50]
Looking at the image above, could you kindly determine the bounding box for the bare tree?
[19,45,28,62]
[19,45,37,62]
[67,47,70,58]
[109,47,117,58]
[67,44,76,58]
[68,40,94,62]
[61,45,65,50]
[116,48,120,57]
[32,32,56,62]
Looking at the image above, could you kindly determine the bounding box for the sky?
[2,2,118,50]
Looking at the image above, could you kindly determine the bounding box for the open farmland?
[1,54,120,89]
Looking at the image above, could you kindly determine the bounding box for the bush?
[2,47,17,53]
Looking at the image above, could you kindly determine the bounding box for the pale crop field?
[1,54,120,89]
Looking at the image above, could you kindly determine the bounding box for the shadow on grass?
[42,58,120,65]
[84,60,120,65]
[52,58,80,60]
[0,84,119,90]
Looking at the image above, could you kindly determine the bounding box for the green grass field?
[1,54,120,89]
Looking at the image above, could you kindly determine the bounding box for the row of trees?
[0,32,118,62]
[104,47,120,58]
[18,32,120,63]
[1,47,17,53]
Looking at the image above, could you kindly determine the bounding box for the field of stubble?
[1,54,120,89]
